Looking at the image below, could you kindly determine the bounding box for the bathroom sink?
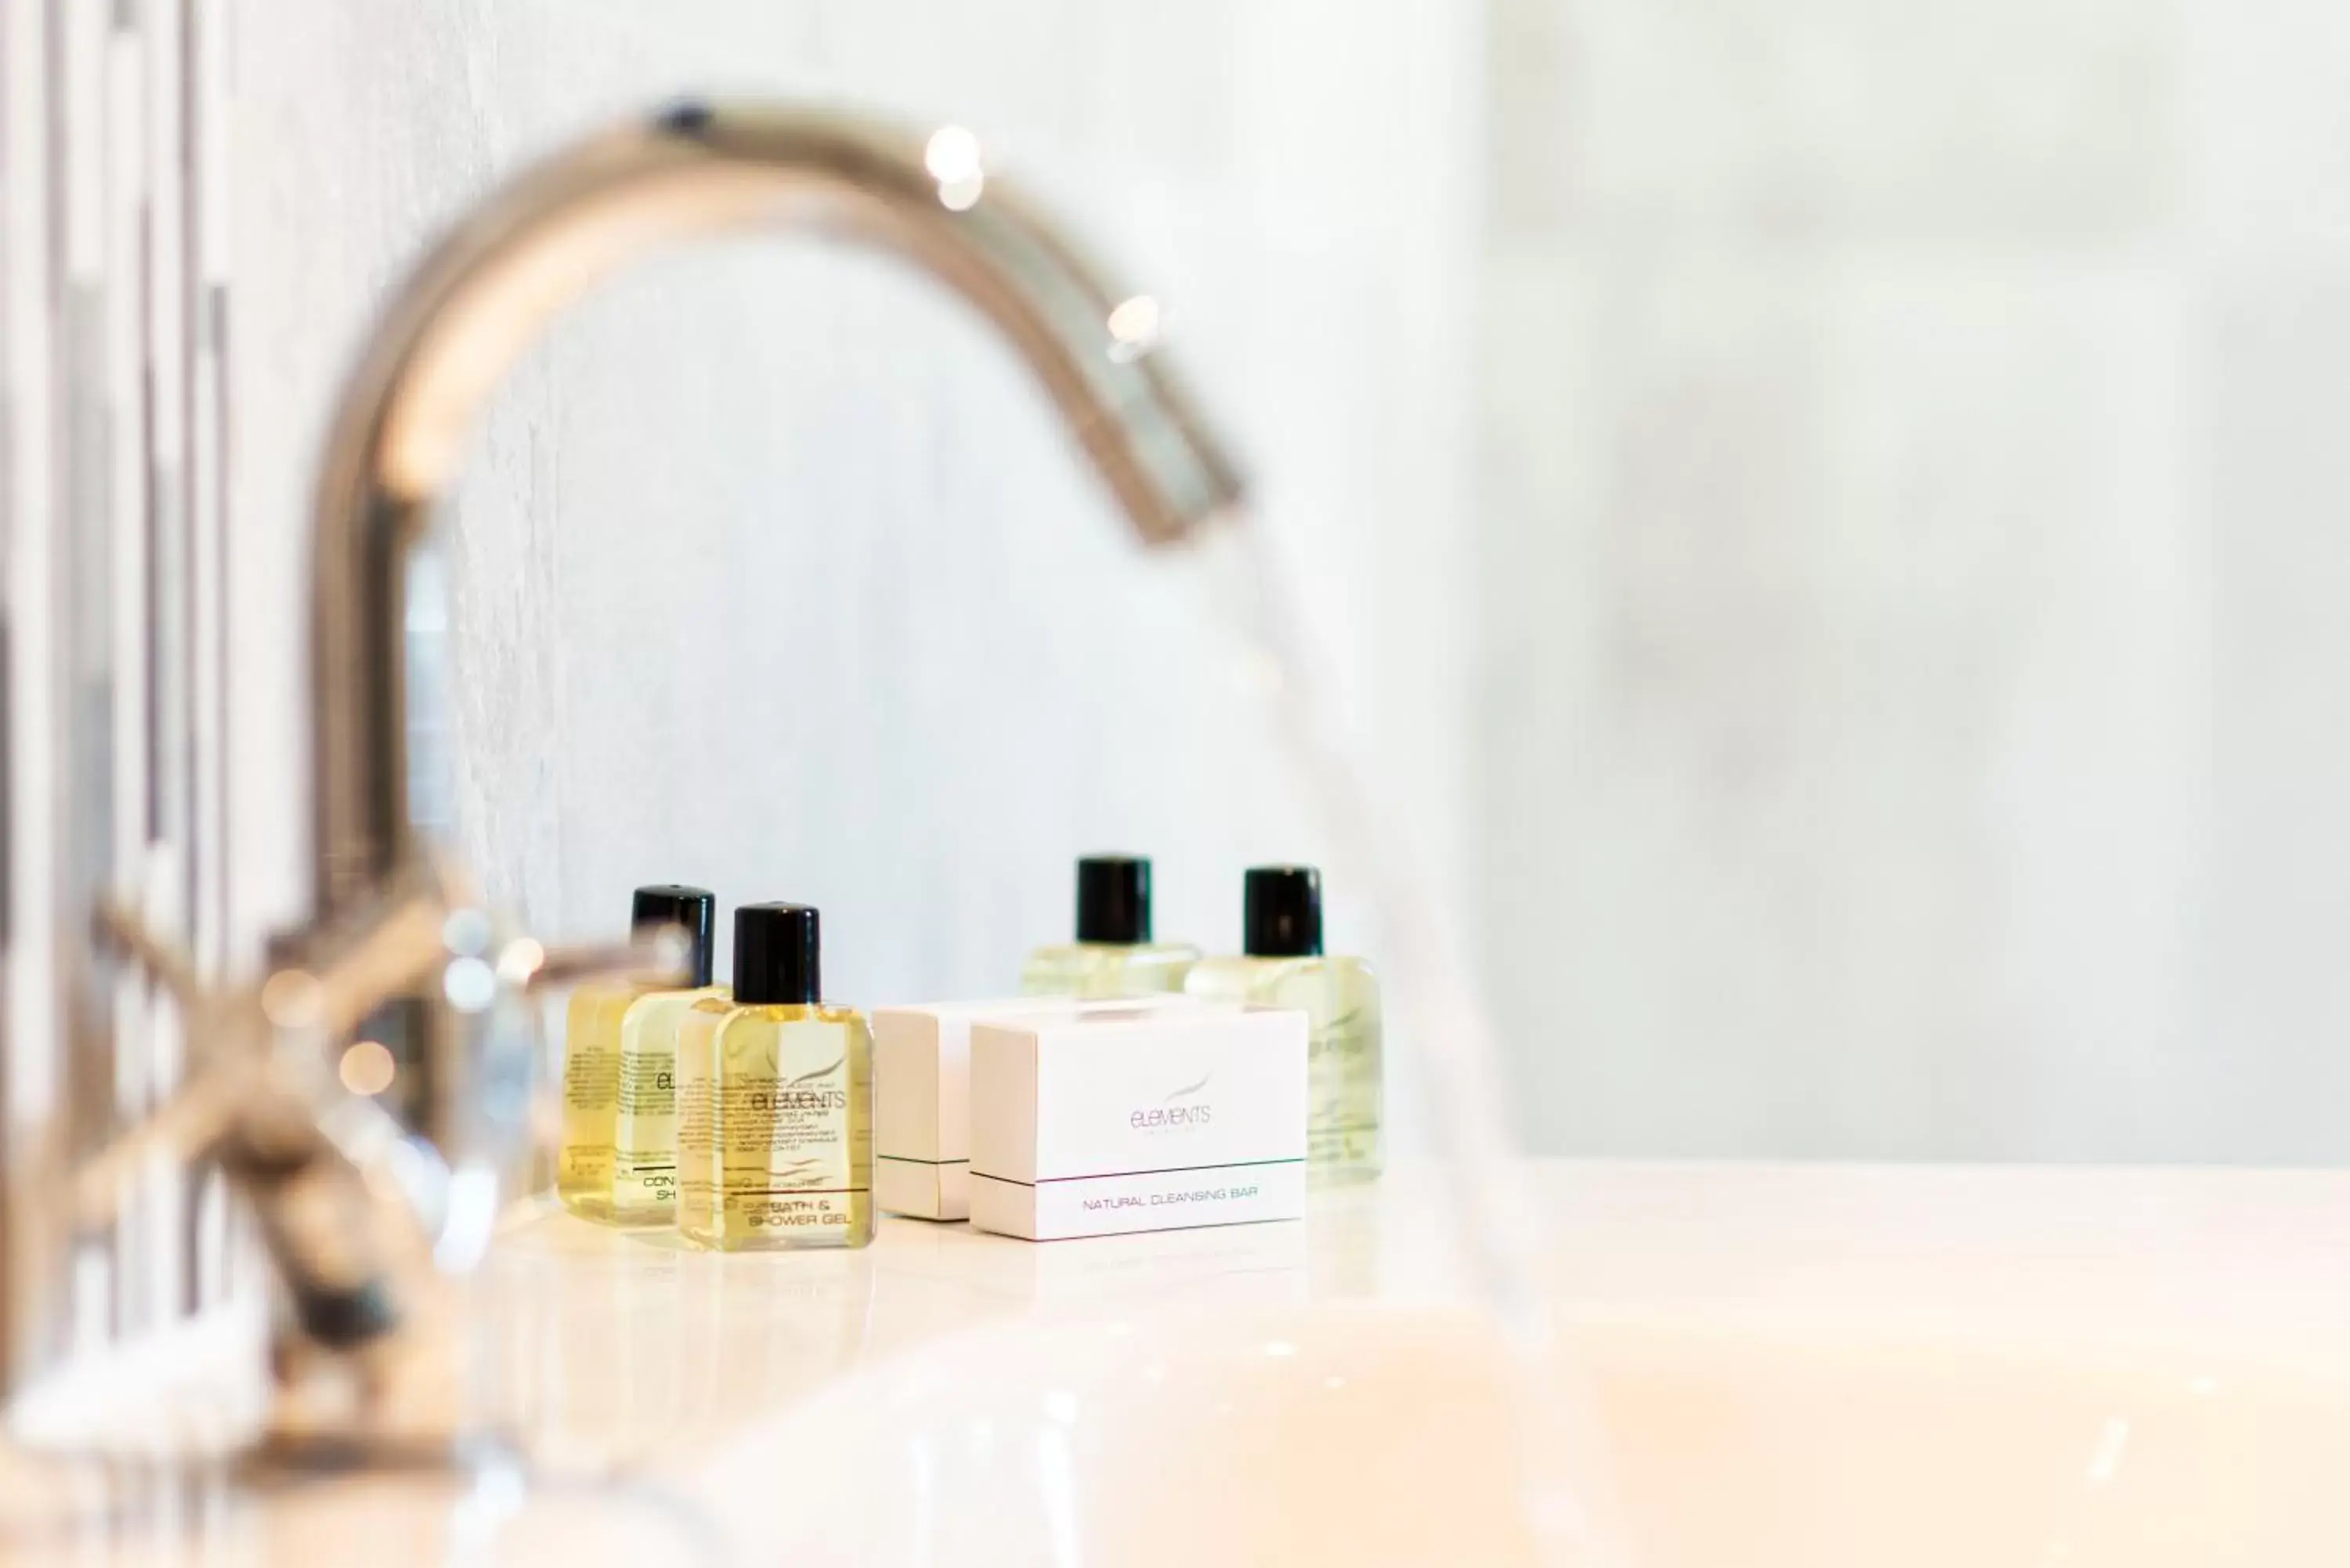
[472,1162,2350,1567]
[11,1163,2349,1566]
[664,1301,2350,1568]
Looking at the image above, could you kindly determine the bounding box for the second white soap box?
[968,1003,1308,1241]
[873,995,1191,1221]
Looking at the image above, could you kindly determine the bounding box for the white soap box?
[873,995,1199,1220]
[968,1003,1308,1241]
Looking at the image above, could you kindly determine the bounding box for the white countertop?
[9,1159,2350,1564]
[479,1157,2350,1467]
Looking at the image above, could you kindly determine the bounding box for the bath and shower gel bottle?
[558,884,722,1223]
[1019,854,1198,998]
[676,902,874,1251]
[1185,865,1383,1183]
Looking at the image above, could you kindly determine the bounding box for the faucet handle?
[66,1059,255,1228]
[83,904,418,1226]
[92,901,212,1011]
[82,904,264,1221]
[88,896,478,1451]
[85,875,698,1453]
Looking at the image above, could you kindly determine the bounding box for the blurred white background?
[226,0,2350,1164]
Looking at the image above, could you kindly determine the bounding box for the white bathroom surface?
[5,1160,2349,1565]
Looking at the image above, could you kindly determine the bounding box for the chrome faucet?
[305,100,1243,1150]
[83,100,1246,1451]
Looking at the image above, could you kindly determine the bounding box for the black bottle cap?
[1244,865,1324,959]
[631,884,717,988]
[732,902,821,1006]
[1075,854,1154,945]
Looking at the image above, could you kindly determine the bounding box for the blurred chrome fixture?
[85,864,689,1454]
[45,100,1243,1452]
[309,100,1244,1151]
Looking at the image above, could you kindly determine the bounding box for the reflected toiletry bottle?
[559,884,723,1223]
[676,902,874,1251]
[1020,854,1198,997]
[1185,865,1382,1184]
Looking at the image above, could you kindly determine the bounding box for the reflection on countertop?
[9,1159,2350,1566]
[479,1169,1389,1469]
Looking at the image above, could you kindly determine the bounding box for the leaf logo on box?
[1130,1071,1213,1131]
[1163,1072,1211,1102]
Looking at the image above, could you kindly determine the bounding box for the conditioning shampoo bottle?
[558,884,721,1222]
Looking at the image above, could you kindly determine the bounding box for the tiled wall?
[0,0,239,1382]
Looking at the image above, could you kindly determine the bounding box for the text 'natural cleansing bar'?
[968,1003,1307,1241]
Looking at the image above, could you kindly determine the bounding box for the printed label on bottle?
[613,1040,678,1212]
[558,989,626,1201]
[1273,963,1382,1179]
[563,1042,618,1111]
[1308,1000,1383,1168]
[677,1012,871,1245]
[610,991,701,1216]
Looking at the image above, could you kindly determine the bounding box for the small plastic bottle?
[675,903,874,1251]
[1184,865,1382,1183]
[1019,854,1198,998]
[557,885,722,1223]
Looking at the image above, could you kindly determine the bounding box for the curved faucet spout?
[309,101,1247,917]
